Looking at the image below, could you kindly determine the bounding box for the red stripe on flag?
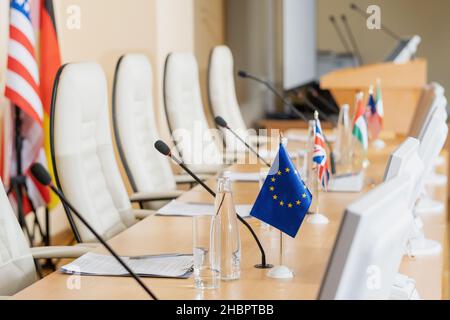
[4,87,43,126]
[9,25,36,58]
[7,56,40,95]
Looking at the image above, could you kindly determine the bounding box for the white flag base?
[307,213,330,225]
[372,139,386,150]
[267,265,294,279]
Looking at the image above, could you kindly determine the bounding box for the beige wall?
[194,0,225,126]
[53,0,224,140]
[317,0,450,94]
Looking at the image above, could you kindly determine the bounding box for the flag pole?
[279,230,283,266]
[308,112,330,225]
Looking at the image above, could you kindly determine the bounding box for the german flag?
[39,0,61,209]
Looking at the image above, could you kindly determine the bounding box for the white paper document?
[61,252,193,278]
[156,200,252,218]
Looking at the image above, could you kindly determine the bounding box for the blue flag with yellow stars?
[250,144,312,238]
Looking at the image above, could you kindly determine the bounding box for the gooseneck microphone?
[215,116,271,168]
[238,71,308,122]
[30,163,158,300]
[350,3,402,42]
[340,14,363,66]
[154,140,272,269]
[329,15,352,55]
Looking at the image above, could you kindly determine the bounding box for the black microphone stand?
[340,14,364,66]
[6,107,52,273]
[48,183,158,299]
[162,147,272,270]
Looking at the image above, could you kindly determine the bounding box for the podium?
[321,59,427,134]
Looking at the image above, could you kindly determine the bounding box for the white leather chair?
[112,54,193,209]
[208,45,266,152]
[51,62,154,243]
[0,178,90,297]
[164,52,225,173]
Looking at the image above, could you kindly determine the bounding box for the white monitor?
[409,83,446,139]
[418,106,448,178]
[384,137,424,209]
[318,175,414,300]
[385,35,421,64]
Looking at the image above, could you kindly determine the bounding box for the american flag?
[4,0,50,209]
[313,113,330,189]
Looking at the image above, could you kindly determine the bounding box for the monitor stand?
[406,217,442,257]
[390,273,421,300]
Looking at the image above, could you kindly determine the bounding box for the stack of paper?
[156,200,252,218]
[61,252,193,278]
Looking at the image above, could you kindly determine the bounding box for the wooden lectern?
[321,59,427,135]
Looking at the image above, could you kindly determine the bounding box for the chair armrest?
[174,174,212,184]
[75,243,100,249]
[130,190,184,202]
[133,209,157,220]
[30,246,92,259]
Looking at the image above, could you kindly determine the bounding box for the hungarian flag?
[39,0,61,209]
[365,85,383,140]
[375,79,384,121]
[352,92,369,151]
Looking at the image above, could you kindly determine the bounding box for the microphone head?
[341,14,347,21]
[329,15,335,22]
[215,116,228,128]
[237,70,248,78]
[350,3,358,10]
[154,140,171,157]
[30,163,52,186]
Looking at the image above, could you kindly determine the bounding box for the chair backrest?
[164,52,223,168]
[113,54,176,196]
[51,62,135,243]
[208,45,248,132]
[0,179,36,296]
[208,46,250,152]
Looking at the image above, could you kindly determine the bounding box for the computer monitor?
[417,106,448,178]
[318,175,414,300]
[385,35,421,64]
[384,137,424,209]
[409,83,446,139]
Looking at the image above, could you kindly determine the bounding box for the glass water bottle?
[335,104,352,174]
[213,172,241,281]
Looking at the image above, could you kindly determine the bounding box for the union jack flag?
[4,0,50,210]
[312,115,330,189]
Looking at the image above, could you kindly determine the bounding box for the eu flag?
[250,144,312,238]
